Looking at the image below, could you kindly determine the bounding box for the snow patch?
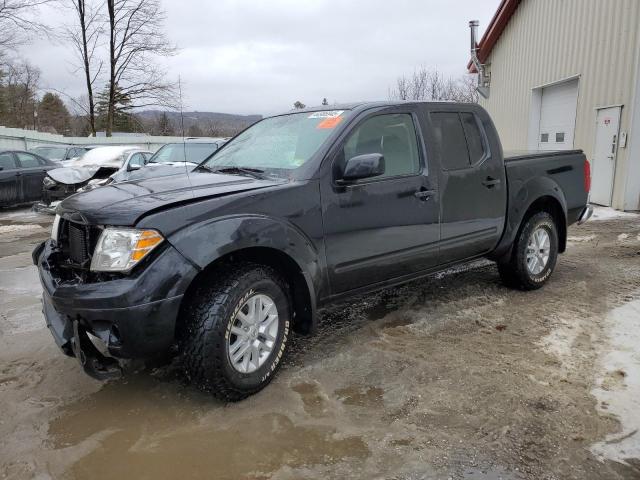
[590,298,640,465]
[617,233,629,241]
[539,317,581,369]
[591,207,639,221]
[0,224,46,234]
[567,235,596,243]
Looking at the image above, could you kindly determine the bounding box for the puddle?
[590,298,640,464]
[46,377,370,480]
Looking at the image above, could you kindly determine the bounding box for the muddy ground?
[1,206,639,480]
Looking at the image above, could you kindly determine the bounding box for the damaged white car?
[38,146,151,211]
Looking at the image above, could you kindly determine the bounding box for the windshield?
[32,146,67,160]
[202,111,345,173]
[149,143,219,164]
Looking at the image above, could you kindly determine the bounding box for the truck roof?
[283,100,461,116]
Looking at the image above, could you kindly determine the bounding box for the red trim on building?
[467,0,522,73]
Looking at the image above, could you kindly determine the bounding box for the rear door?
[429,108,506,264]
[0,152,20,206]
[15,152,49,201]
[321,107,440,293]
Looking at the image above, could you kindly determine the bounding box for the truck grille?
[68,222,90,264]
[59,220,99,267]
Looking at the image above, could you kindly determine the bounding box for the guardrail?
[0,126,202,152]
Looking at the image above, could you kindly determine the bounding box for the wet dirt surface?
[1,206,640,479]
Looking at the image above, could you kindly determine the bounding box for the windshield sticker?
[316,116,343,129]
[308,110,344,119]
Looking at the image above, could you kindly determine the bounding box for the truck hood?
[58,171,284,225]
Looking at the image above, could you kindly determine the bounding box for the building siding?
[479,0,640,210]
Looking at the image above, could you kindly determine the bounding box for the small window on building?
[540,133,549,143]
[556,132,565,143]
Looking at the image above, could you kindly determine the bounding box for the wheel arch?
[491,177,568,261]
[520,195,567,253]
[177,246,317,337]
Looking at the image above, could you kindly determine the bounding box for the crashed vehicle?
[34,102,593,402]
[119,139,227,182]
[39,146,152,211]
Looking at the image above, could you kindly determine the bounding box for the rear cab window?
[430,111,488,170]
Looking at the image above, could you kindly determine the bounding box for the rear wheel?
[498,211,559,290]
[181,263,291,401]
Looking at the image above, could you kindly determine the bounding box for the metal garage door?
[537,79,579,151]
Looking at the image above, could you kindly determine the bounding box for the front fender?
[168,213,322,305]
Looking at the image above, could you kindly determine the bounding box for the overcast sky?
[19,0,500,116]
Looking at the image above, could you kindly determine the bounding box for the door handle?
[414,189,436,201]
[482,176,501,188]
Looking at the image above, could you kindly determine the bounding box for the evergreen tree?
[37,92,71,134]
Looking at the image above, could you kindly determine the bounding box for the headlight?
[51,214,61,241]
[90,228,164,272]
[43,176,56,188]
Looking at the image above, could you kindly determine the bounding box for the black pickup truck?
[33,102,593,400]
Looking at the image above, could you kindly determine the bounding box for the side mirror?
[339,153,385,183]
[128,164,141,171]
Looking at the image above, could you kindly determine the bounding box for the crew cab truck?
[33,102,593,401]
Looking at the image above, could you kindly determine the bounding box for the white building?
[469,0,640,211]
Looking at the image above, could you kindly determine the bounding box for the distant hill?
[137,110,262,137]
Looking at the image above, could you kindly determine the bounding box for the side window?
[343,113,420,178]
[16,152,44,168]
[460,113,486,164]
[129,153,144,168]
[0,153,16,170]
[430,112,470,170]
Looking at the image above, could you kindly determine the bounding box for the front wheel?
[181,263,291,401]
[498,211,559,290]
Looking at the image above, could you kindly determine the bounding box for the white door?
[537,80,579,151]
[591,106,621,206]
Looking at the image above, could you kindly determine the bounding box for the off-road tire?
[498,211,559,291]
[181,262,291,401]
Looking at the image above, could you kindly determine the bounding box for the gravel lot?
[1,206,639,480]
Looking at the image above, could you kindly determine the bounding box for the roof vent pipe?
[469,20,490,99]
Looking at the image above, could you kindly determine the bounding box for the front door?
[321,109,440,294]
[591,106,621,206]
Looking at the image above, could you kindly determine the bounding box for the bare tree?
[390,67,478,103]
[0,60,40,128]
[64,0,103,136]
[0,0,51,51]
[105,0,177,136]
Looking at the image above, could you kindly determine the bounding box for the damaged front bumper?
[33,239,199,379]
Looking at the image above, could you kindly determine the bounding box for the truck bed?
[504,149,587,225]
[504,149,584,162]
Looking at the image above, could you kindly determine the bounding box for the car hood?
[58,171,285,225]
[48,167,100,185]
